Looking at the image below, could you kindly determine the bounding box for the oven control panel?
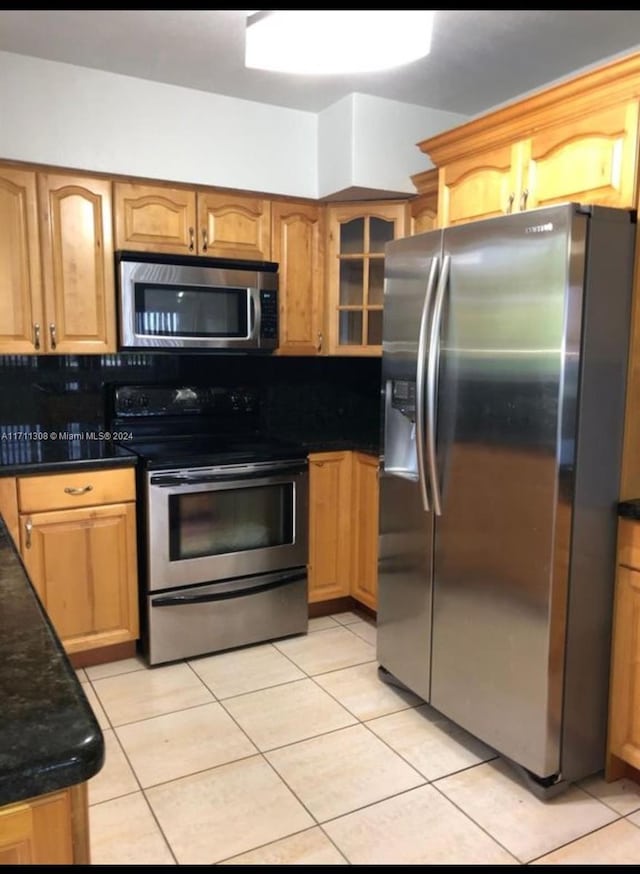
[113,385,258,417]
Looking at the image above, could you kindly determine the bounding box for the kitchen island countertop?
[0,516,104,806]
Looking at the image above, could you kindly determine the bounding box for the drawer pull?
[34,323,41,351]
[49,323,57,349]
[25,518,32,549]
[64,484,94,496]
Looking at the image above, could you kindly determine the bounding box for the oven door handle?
[151,570,307,607]
[149,462,308,487]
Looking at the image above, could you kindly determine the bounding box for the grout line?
[576,774,640,817]
[426,774,524,864]
[214,824,344,865]
[89,727,179,865]
[524,815,625,865]
[317,823,351,864]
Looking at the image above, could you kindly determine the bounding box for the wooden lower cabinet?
[351,452,380,610]
[307,450,380,609]
[606,519,640,781]
[0,783,89,865]
[14,467,139,657]
[308,452,352,603]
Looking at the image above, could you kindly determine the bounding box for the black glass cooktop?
[119,434,306,471]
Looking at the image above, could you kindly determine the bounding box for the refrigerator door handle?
[416,256,440,512]
[426,253,450,516]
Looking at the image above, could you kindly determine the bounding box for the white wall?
[0,51,318,198]
[0,51,469,199]
[317,95,355,197]
[351,94,467,192]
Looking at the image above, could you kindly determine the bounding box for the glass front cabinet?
[326,201,409,355]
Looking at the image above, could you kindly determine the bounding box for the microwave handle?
[249,287,261,341]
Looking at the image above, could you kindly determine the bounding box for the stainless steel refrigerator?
[378,203,636,797]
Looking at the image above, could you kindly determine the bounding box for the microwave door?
[117,254,278,351]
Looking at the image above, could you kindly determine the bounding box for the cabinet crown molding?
[418,50,640,166]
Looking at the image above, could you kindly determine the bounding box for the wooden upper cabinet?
[418,52,640,227]
[198,191,271,260]
[326,201,409,356]
[0,165,115,356]
[38,173,115,354]
[439,143,521,227]
[0,166,43,354]
[114,182,197,254]
[410,168,439,235]
[271,200,324,355]
[114,182,271,260]
[524,102,639,210]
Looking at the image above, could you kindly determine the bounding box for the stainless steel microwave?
[116,251,278,352]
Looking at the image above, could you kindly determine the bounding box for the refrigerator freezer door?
[429,204,587,778]
[378,230,442,703]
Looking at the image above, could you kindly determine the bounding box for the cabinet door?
[308,452,352,602]
[38,173,115,354]
[0,166,43,354]
[439,143,521,227]
[0,790,75,865]
[0,803,34,864]
[608,563,640,770]
[410,192,438,235]
[524,101,639,210]
[351,453,379,610]
[20,502,139,654]
[198,191,271,260]
[326,202,408,355]
[272,200,324,355]
[113,182,197,254]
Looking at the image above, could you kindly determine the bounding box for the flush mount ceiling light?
[245,11,435,75]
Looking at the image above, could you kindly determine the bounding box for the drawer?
[618,517,640,570]
[17,467,135,512]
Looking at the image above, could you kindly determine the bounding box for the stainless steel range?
[110,385,309,665]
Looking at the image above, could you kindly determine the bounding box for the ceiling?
[0,10,640,117]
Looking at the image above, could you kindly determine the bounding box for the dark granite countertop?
[298,439,381,457]
[0,435,137,475]
[0,517,104,806]
[618,499,640,519]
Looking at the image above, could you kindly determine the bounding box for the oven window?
[134,283,248,338]
[168,483,294,560]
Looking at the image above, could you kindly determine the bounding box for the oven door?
[146,460,308,592]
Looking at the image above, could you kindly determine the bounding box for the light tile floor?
[82,611,640,865]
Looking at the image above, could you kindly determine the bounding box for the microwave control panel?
[260,289,278,343]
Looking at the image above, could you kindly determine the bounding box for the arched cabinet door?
[39,173,115,354]
[272,200,324,356]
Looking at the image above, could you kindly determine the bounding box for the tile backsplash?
[0,353,382,447]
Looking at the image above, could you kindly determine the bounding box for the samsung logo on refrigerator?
[525,222,554,233]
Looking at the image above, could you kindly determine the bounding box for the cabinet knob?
[33,323,40,351]
[506,193,515,214]
[201,228,209,252]
[520,189,529,211]
[188,227,195,251]
[49,323,57,350]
